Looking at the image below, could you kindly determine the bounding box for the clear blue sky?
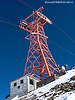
[0,0,75,100]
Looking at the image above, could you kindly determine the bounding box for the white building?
[6,74,40,100]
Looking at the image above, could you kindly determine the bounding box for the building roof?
[9,74,40,83]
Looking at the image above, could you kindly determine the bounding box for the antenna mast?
[19,7,60,80]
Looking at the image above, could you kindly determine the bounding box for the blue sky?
[0,0,75,100]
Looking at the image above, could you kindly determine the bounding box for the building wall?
[37,75,56,88]
[10,75,28,99]
[37,72,66,88]
[10,75,40,99]
[27,76,40,92]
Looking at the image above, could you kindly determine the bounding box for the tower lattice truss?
[19,7,60,80]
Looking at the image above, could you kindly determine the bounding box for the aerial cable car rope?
[48,39,75,55]
[18,0,35,10]
[53,22,75,43]
[0,1,74,55]
[18,0,75,44]
[0,17,19,26]
[0,17,74,55]
[18,0,75,55]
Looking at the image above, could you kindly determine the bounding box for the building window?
[14,82,17,87]
[30,79,34,85]
[18,86,20,89]
[20,79,23,84]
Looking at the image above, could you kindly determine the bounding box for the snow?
[11,96,18,100]
[67,92,75,100]
[54,90,75,100]
[18,69,75,100]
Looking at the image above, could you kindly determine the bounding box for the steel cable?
[48,39,75,55]
[0,17,19,26]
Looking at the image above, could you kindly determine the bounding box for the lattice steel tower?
[19,7,60,80]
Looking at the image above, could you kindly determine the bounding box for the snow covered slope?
[14,69,75,100]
